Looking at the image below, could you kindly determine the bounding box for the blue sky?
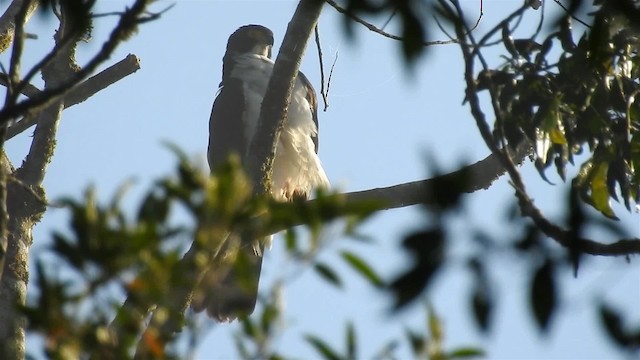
[3,0,639,359]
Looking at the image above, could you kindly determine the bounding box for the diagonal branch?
[0,0,38,54]
[3,54,141,140]
[246,0,326,193]
[0,0,152,127]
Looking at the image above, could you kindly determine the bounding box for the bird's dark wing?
[193,76,264,322]
[208,77,246,170]
[297,71,319,154]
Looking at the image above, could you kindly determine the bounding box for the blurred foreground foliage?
[24,148,382,358]
[14,0,640,358]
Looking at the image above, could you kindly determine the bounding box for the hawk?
[191,25,329,321]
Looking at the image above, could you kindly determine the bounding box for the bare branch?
[552,0,591,28]
[324,0,458,46]
[0,0,38,54]
[4,54,141,140]
[314,25,329,111]
[0,0,153,126]
[0,73,39,98]
[0,0,36,314]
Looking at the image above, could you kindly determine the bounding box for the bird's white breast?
[229,54,329,200]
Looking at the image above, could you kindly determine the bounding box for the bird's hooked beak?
[252,44,272,58]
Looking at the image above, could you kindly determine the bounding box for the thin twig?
[381,7,398,31]
[324,0,458,46]
[314,25,329,111]
[5,54,141,140]
[553,0,591,28]
[326,52,337,112]
[532,0,545,39]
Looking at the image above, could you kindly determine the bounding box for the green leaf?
[314,263,343,288]
[590,161,618,219]
[445,347,486,359]
[305,335,342,360]
[428,303,443,344]
[340,251,384,288]
[404,328,425,357]
[240,316,258,339]
[284,229,297,254]
[346,322,357,360]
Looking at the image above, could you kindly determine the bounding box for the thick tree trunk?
[0,181,43,358]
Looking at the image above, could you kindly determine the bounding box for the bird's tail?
[191,233,264,322]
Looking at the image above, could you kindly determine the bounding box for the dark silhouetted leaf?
[599,303,640,351]
[314,262,343,288]
[468,258,493,333]
[530,259,556,332]
[389,229,445,309]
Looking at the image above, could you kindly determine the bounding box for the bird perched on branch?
[192,24,329,322]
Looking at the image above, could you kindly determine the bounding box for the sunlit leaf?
[428,303,443,344]
[590,161,618,219]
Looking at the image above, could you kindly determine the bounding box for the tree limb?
[3,54,141,140]
[0,0,38,54]
[0,0,152,126]
[0,1,154,357]
[246,0,325,194]
[0,0,35,331]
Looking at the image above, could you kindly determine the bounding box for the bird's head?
[226,24,274,58]
[221,25,274,85]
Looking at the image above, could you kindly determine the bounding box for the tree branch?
[324,0,458,46]
[0,0,35,323]
[443,0,640,259]
[0,0,152,126]
[3,54,141,140]
[0,0,38,54]
[246,0,325,193]
[0,1,154,357]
